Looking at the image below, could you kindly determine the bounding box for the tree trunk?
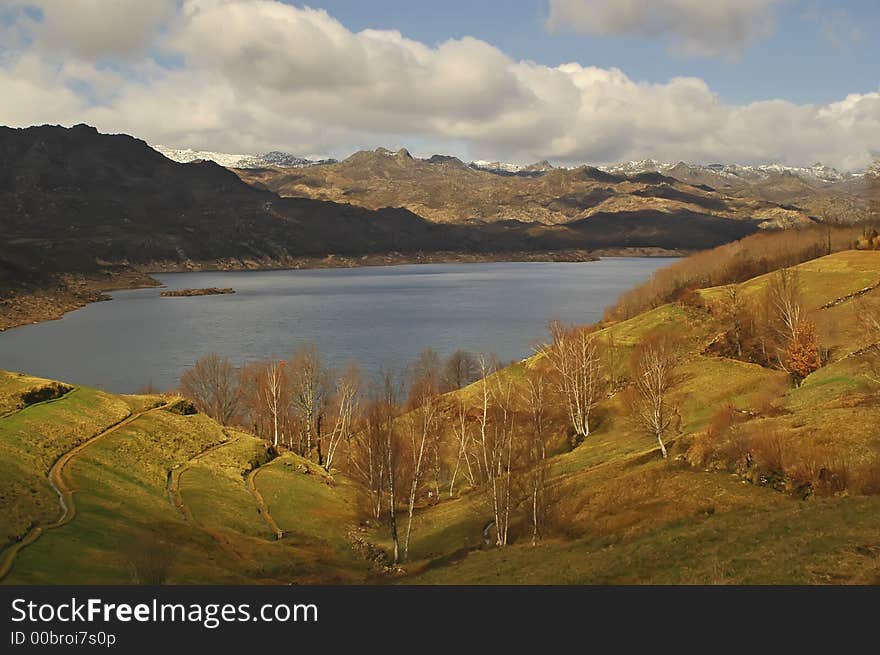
[657,431,668,458]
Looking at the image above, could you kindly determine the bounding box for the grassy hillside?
[1,250,878,584]
[382,250,880,584]
[0,380,371,584]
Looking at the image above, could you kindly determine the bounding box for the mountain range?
[236,146,874,229]
[2,125,875,286]
[155,143,865,186]
[1,125,765,291]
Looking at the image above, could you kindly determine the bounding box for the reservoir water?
[0,258,675,393]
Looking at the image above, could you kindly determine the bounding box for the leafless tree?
[350,369,404,564]
[722,285,747,359]
[242,359,287,448]
[441,349,481,392]
[448,395,476,496]
[767,268,802,345]
[289,344,329,463]
[522,371,550,545]
[473,356,517,546]
[179,354,242,425]
[629,333,681,459]
[349,400,386,521]
[402,353,441,560]
[536,321,603,445]
[323,363,361,472]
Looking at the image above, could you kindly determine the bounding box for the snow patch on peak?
[152,145,335,169]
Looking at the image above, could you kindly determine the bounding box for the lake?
[0,258,675,393]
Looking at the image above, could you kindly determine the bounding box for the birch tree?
[448,395,476,496]
[323,363,360,472]
[473,356,517,546]
[522,372,550,545]
[629,333,681,459]
[377,369,402,565]
[536,321,603,445]
[289,344,329,463]
[768,268,802,345]
[257,360,286,448]
[350,403,385,521]
[402,357,441,560]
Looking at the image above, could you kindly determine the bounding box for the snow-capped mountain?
[598,160,861,184]
[152,145,335,169]
[469,159,555,176]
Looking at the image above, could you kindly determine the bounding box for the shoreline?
[0,248,686,332]
[139,247,685,275]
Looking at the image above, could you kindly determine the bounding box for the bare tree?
[401,352,441,560]
[289,344,329,463]
[767,268,802,345]
[722,285,747,359]
[352,369,404,564]
[536,321,603,445]
[522,371,550,545]
[629,333,681,459]
[323,363,361,472]
[441,349,480,392]
[448,395,476,496]
[179,354,242,425]
[473,356,517,546]
[350,399,386,521]
[257,361,287,448]
[376,369,403,565]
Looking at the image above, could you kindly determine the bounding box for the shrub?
[784,320,823,384]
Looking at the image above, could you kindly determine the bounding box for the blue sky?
[1,0,877,168]
[306,0,880,105]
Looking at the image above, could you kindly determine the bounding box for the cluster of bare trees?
[179,345,361,470]
[342,349,558,561]
[712,268,824,384]
[177,323,684,561]
[178,345,487,564]
[537,321,604,445]
[442,356,554,548]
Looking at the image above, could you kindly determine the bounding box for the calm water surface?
[0,259,675,393]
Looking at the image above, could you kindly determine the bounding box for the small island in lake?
[160,287,235,297]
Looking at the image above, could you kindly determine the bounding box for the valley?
[2,246,879,584]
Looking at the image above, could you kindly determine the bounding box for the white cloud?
[6,0,178,58]
[0,0,877,170]
[546,0,786,57]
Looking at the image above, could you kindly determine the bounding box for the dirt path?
[0,401,172,581]
[246,462,284,540]
[166,432,239,523]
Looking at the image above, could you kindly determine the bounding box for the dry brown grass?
[606,225,866,321]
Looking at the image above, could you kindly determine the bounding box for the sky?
[0,0,878,169]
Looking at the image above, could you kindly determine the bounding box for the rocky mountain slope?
[237,147,818,229]
[0,125,761,296]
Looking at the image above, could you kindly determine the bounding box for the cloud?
[546,0,786,57]
[0,0,877,170]
[7,0,177,58]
